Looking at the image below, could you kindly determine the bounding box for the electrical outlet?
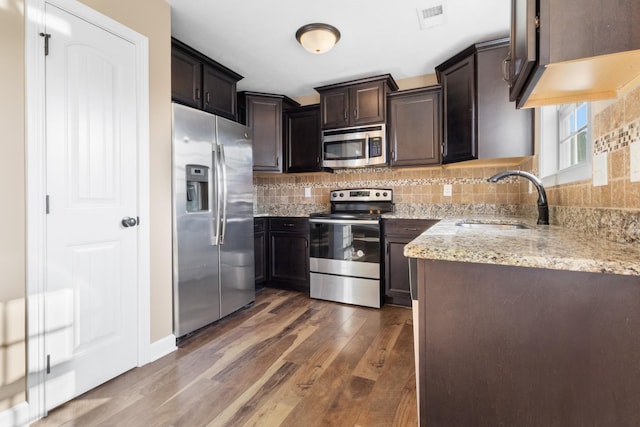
[631,141,640,182]
[443,184,452,197]
[593,152,608,187]
[304,187,312,198]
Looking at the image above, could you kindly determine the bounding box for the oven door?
[309,218,381,308]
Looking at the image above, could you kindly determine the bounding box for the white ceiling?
[167,0,511,99]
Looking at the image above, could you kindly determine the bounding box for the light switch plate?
[631,141,640,182]
[304,187,312,198]
[593,152,608,187]
[443,184,452,197]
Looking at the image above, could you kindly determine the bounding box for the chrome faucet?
[487,170,549,225]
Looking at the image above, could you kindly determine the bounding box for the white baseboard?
[147,334,177,363]
[0,402,30,427]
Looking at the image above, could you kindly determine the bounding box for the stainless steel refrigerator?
[172,103,254,339]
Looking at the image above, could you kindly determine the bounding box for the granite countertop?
[404,217,640,276]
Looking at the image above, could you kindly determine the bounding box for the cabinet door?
[247,96,283,172]
[285,106,321,173]
[385,236,413,306]
[203,65,237,120]
[351,81,385,126]
[383,219,438,307]
[389,89,441,167]
[171,46,202,109]
[269,231,309,292]
[320,87,349,128]
[477,44,533,158]
[254,219,267,285]
[441,55,476,164]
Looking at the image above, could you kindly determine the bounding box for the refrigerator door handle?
[219,144,228,244]
[210,144,222,246]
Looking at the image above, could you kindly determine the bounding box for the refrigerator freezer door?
[216,116,255,317]
[172,103,221,337]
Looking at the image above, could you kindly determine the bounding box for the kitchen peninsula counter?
[406,217,640,427]
[404,217,640,276]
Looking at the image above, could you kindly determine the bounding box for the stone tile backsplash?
[254,164,528,217]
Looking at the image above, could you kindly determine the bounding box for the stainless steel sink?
[455,222,530,230]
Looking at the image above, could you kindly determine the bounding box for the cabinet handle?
[353,109,357,118]
[391,150,396,161]
[344,111,347,121]
[195,88,201,100]
[305,239,309,248]
[316,156,320,164]
[502,57,511,84]
[283,223,295,227]
[206,92,211,103]
[276,156,279,167]
[405,227,420,231]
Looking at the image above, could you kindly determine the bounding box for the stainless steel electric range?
[308,188,394,308]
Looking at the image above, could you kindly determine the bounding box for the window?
[539,102,592,186]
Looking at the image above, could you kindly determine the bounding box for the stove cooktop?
[309,211,385,220]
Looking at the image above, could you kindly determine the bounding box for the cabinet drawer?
[269,217,309,233]
[383,219,439,237]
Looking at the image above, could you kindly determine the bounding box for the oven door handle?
[309,218,380,225]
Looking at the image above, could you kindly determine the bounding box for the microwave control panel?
[369,137,383,157]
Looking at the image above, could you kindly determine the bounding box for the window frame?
[539,102,592,187]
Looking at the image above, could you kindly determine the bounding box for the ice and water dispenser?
[185,164,209,212]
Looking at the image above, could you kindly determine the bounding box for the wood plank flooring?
[33,288,418,426]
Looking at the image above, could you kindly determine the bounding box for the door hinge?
[46,195,50,214]
[40,32,52,56]
[46,354,51,374]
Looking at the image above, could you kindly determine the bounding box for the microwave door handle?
[365,134,370,165]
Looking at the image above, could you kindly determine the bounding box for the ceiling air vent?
[417,2,446,30]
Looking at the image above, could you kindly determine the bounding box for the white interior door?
[44,3,139,410]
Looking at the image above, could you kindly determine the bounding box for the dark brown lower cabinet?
[414,259,640,427]
[254,218,267,286]
[268,217,309,292]
[383,219,438,306]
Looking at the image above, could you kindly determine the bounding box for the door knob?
[121,216,137,227]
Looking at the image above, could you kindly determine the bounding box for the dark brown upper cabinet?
[171,38,243,121]
[509,0,640,109]
[284,104,322,173]
[388,87,442,167]
[237,92,299,173]
[315,74,398,129]
[436,37,533,164]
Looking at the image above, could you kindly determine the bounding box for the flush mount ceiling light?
[295,23,341,54]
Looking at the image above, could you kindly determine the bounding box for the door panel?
[44,3,138,410]
[217,117,255,317]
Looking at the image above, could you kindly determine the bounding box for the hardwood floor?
[33,288,418,426]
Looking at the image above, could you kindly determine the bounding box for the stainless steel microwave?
[322,124,386,168]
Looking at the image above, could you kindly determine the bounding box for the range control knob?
[339,193,344,197]
[383,192,388,197]
[332,193,337,198]
[375,192,380,197]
